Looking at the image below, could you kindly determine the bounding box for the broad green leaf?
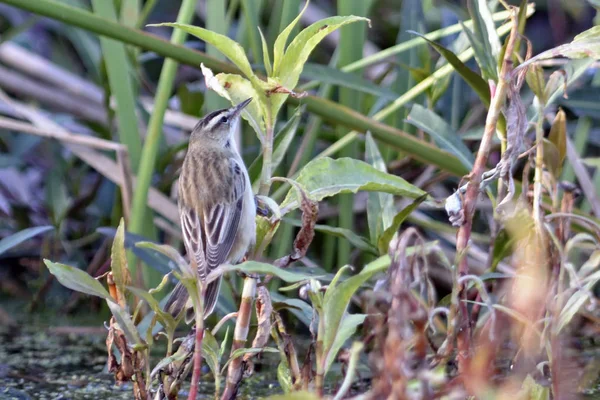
[582,158,600,168]
[127,286,176,330]
[321,259,389,362]
[201,65,266,139]
[44,259,110,299]
[153,23,255,80]
[106,300,143,345]
[97,228,172,276]
[220,260,323,282]
[221,347,279,372]
[280,157,426,212]
[253,215,280,257]
[273,0,309,75]
[557,269,600,333]
[324,313,366,375]
[110,218,130,303]
[517,26,600,71]
[0,226,53,256]
[272,15,370,114]
[465,0,500,81]
[277,360,293,393]
[258,27,272,77]
[409,31,490,106]
[365,132,395,246]
[406,105,474,169]
[548,108,567,175]
[526,64,546,103]
[135,242,192,278]
[202,330,222,390]
[46,171,70,226]
[377,194,427,254]
[546,59,595,106]
[271,294,313,328]
[542,138,561,178]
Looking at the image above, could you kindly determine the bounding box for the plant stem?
[129,0,197,287]
[259,123,274,196]
[222,278,256,400]
[453,11,519,374]
[3,0,467,177]
[533,102,546,231]
[188,293,205,400]
[315,310,326,397]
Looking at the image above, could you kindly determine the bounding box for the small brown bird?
[165,98,256,320]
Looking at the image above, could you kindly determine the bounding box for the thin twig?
[453,11,520,372]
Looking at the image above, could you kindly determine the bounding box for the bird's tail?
[164,277,222,322]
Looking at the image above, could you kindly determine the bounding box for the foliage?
[1,0,600,399]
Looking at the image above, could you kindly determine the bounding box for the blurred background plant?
[0,0,600,399]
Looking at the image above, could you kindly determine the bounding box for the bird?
[164,97,256,322]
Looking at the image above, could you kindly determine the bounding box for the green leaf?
[525,64,546,103]
[280,157,426,212]
[221,347,278,372]
[201,66,266,139]
[0,226,53,256]
[324,313,366,375]
[518,26,600,72]
[548,108,567,172]
[44,259,110,299]
[365,132,395,245]
[106,300,143,345]
[220,260,323,282]
[409,31,490,106]
[135,242,191,278]
[301,63,399,101]
[314,224,378,256]
[253,215,280,257]
[271,108,302,173]
[546,58,596,106]
[272,15,370,114]
[110,218,129,302]
[377,194,427,254]
[273,0,309,75]
[557,268,600,333]
[127,286,176,330]
[46,170,70,226]
[406,105,474,169]
[321,259,389,367]
[154,22,255,80]
[277,359,293,393]
[465,0,500,81]
[202,329,222,390]
[542,138,561,178]
[259,27,272,76]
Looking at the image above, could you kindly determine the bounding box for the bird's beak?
[232,97,252,116]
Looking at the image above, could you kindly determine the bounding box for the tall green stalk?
[91,0,141,170]
[129,0,197,286]
[2,0,467,177]
[205,0,229,112]
[336,0,369,266]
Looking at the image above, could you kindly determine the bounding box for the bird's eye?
[220,116,229,124]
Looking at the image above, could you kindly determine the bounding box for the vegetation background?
[0,0,599,399]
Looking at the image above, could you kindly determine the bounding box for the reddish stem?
[188,322,204,400]
[454,12,519,372]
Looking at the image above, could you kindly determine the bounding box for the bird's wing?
[179,157,246,281]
